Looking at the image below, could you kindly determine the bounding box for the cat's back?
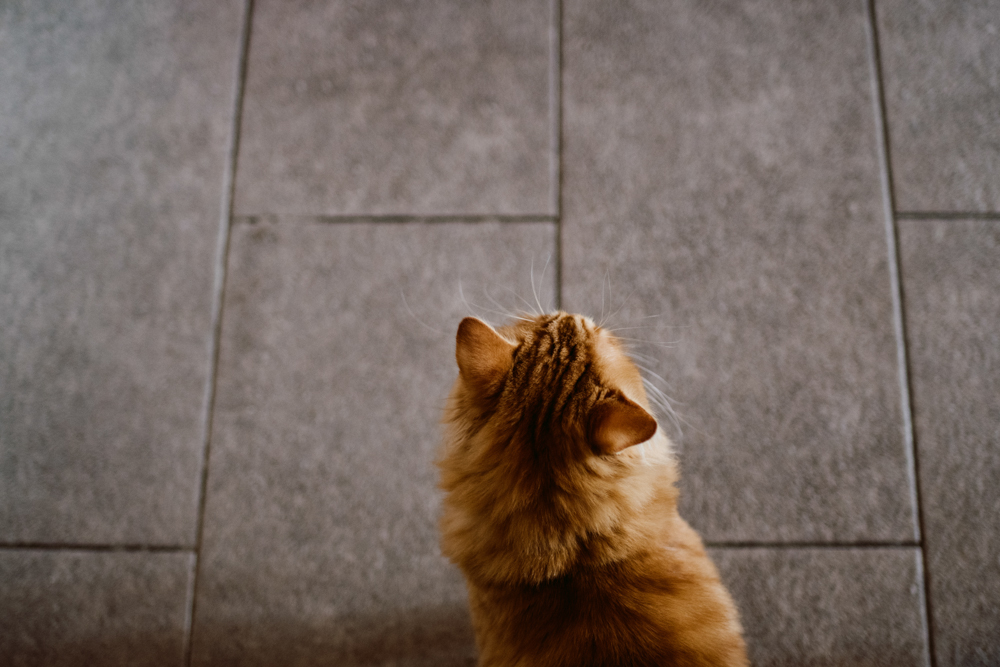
[467,507,747,667]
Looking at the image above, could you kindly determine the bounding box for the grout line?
[234,214,558,225]
[548,0,560,222]
[0,543,194,553]
[182,551,197,666]
[863,0,920,547]
[897,210,1000,221]
[184,1,254,664]
[704,541,920,550]
[552,0,564,310]
[1,540,920,552]
[914,546,934,667]
[863,2,935,665]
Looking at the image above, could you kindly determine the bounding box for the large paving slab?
[561,0,914,543]
[900,220,1000,667]
[712,547,928,666]
[0,549,193,667]
[233,0,555,217]
[876,0,1000,213]
[190,219,555,666]
[0,1,244,544]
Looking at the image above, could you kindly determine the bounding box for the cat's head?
[453,311,658,462]
[441,311,669,583]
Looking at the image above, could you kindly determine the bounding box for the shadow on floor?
[5,604,476,667]
[188,603,477,667]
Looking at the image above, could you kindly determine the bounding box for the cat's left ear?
[589,395,658,455]
[455,317,515,395]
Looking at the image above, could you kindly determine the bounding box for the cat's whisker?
[480,305,534,324]
[634,365,680,396]
[606,325,675,333]
[641,379,682,416]
[607,319,691,333]
[483,285,511,315]
[643,377,709,441]
[533,254,552,314]
[458,282,532,325]
[628,352,659,367]
[642,377,686,442]
[614,337,681,348]
[634,367,687,403]
[643,386,683,411]
[609,328,685,342]
[605,285,638,326]
[458,280,476,316]
[484,286,535,324]
[599,278,605,326]
[646,391,684,428]
[529,257,542,315]
[623,354,693,443]
[614,311,686,325]
[501,285,540,318]
[400,290,445,335]
[601,268,612,323]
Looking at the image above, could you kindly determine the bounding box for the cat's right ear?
[589,395,658,455]
[456,317,515,395]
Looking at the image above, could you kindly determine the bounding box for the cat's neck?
[440,423,679,586]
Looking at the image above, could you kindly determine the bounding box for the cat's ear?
[456,317,515,394]
[590,395,658,455]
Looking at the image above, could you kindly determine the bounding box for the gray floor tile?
[233,0,554,217]
[0,2,244,544]
[562,0,914,542]
[190,219,555,666]
[712,547,928,667]
[900,220,1000,666]
[0,549,193,667]
[877,0,1000,212]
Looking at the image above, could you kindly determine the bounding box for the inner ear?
[590,394,658,455]
[455,317,515,395]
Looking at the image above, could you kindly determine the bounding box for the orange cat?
[438,312,748,667]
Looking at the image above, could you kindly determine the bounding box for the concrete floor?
[2,1,998,665]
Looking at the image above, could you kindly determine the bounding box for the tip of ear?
[457,316,490,339]
[456,317,514,394]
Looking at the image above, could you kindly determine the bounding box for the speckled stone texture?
[0,0,243,544]
[189,219,555,666]
[900,220,1000,667]
[877,0,1000,212]
[0,550,193,667]
[562,0,915,543]
[712,547,929,667]
[233,0,555,216]
[4,0,1000,663]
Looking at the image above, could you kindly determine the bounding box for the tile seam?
[863,0,920,547]
[897,211,1000,221]
[552,0,564,310]
[184,1,254,665]
[863,1,935,665]
[233,214,558,224]
[0,543,194,553]
[182,551,197,666]
[704,542,920,549]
